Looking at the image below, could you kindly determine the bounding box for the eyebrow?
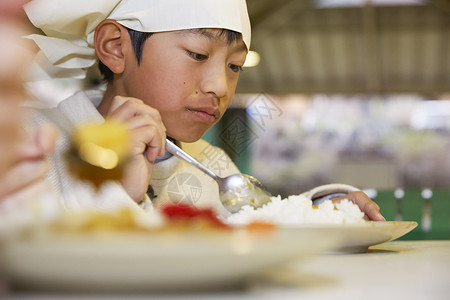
[180,29,248,52]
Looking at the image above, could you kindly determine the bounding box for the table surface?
[4,240,450,300]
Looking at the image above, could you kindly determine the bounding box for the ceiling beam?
[251,0,308,33]
[361,2,381,93]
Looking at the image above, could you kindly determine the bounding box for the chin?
[170,132,204,143]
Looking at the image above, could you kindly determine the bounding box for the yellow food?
[65,120,131,187]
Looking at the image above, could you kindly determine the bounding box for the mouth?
[187,107,220,123]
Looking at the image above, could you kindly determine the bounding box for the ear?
[94,19,129,75]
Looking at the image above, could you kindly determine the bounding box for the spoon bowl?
[217,173,272,213]
[165,139,272,213]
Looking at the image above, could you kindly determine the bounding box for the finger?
[333,192,385,221]
[363,202,386,221]
[121,114,166,140]
[121,114,166,155]
[108,95,142,115]
[108,97,166,131]
[349,192,385,221]
[107,96,146,122]
[130,125,166,162]
[0,180,51,212]
[15,125,58,161]
[145,134,167,162]
[0,159,49,199]
[36,124,58,154]
[107,96,168,158]
[0,100,21,151]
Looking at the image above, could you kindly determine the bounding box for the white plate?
[0,227,333,293]
[0,221,417,292]
[282,221,418,253]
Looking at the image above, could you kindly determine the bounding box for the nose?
[200,64,228,101]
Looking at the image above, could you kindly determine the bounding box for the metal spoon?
[165,139,272,213]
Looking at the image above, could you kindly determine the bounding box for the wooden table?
[4,241,450,300]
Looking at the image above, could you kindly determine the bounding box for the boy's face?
[120,28,248,142]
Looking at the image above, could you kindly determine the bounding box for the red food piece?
[161,204,230,229]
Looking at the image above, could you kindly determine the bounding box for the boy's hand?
[105,96,166,202]
[331,191,386,221]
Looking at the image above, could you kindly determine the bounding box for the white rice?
[226,194,366,225]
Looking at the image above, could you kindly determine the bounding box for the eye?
[228,63,244,73]
[186,50,208,61]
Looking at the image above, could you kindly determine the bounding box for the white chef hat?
[24,0,251,80]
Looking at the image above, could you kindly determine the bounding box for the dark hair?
[98,28,243,82]
[192,28,243,46]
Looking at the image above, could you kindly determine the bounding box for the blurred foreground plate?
[0,227,334,293]
[281,221,418,253]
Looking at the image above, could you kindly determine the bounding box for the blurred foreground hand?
[0,126,57,211]
[0,0,58,211]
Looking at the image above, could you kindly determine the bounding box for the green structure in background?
[375,189,450,240]
[203,108,251,175]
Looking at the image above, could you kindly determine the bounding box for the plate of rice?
[226,194,418,253]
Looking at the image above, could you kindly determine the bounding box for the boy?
[23,0,384,220]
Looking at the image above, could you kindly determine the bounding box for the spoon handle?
[165,139,219,181]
